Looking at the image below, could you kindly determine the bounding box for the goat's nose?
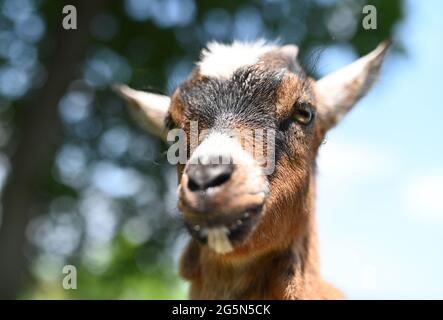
[186,161,234,192]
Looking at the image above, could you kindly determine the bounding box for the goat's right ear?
[113,83,170,139]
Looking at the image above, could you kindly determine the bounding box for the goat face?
[169,62,320,254]
[115,40,390,256]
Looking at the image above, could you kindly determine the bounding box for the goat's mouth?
[183,205,263,254]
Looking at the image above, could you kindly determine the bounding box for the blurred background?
[0,0,441,299]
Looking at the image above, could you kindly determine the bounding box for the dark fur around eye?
[278,116,293,131]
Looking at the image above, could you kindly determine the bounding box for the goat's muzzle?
[178,160,267,254]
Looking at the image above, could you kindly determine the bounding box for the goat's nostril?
[186,163,234,192]
[187,177,201,192]
[208,171,231,187]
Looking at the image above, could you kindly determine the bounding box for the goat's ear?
[315,41,390,131]
[113,83,170,139]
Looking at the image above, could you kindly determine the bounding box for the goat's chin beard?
[183,204,264,255]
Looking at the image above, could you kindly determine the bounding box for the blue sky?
[316,0,443,299]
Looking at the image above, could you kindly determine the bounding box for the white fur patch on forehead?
[189,132,255,167]
[198,40,277,79]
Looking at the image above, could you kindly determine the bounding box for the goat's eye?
[293,104,314,125]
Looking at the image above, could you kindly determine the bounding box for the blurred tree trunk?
[0,1,105,299]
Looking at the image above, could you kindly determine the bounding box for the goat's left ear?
[315,40,391,131]
[113,84,170,139]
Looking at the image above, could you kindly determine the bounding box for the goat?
[114,40,390,299]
